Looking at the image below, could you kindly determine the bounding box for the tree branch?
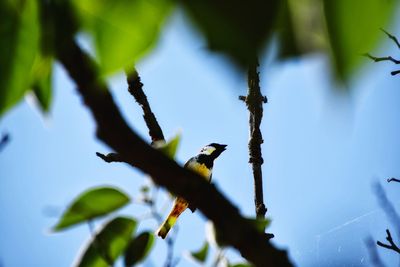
[391,70,400,76]
[381,28,400,50]
[364,53,400,64]
[377,229,400,254]
[0,132,10,152]
[374,183,400,228]
[365,237,386,267]
[387,178,400,183]
[126,68,165,144]
[54,19,292,267]
[95,152,124,163]
[364,30,400,76]
[240,58,267,219]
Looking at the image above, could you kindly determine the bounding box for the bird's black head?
[199,143,227,160]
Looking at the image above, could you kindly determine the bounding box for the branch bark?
[377,229,400,254]
[126,68,165,144]
[54,20,292,267]
[387,178,400,183]
[240,58,268,219]
[0,133,10,152]
[96,69,165,164]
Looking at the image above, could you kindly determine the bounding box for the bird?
[156,143,227,239]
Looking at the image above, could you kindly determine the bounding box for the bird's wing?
[184,157,198,213]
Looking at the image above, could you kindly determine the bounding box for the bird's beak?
[220,144,227,151]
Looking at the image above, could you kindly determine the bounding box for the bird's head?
[199,143,227,160]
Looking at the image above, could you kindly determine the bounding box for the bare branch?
[381,28,400,50]
[374,183,400,228]
[387,178,400,183]
[391,70,400,76]
[364,53,400,64]
[242,58,267,220]
[377,229,400,254]
[0,133,10,152]
[96,152,125,163]
[54,14,292,267]
[365,237,386,267]
[126,68,165,144]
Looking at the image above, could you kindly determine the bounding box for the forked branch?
[377,229,400,254]
[53,9,291,266]
[365,29,400,76]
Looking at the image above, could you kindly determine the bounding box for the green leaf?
[124,232,155,266]
[247,217,271,232]
[72,0,174,75]
[0,0,40,117]
[53,187,130,231]
[182,0,280,67]
[324,0,397,81]
[190,241,209,263]
[158,134,181,159]
[76,217,137,267]
[277,0,326,59]
[31,54,53,112]
[229,263,253,267]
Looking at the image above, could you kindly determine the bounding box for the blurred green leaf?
[53,187,130,231]
[31,54,53,112]
[247,217,271,232]
[72,0,174,75]
[76,217,137,267]
[0,0,40,117]
[158,134,181,159]
[324,0,397,81]
[182,0,280,67]
[229,263,253,267]
[190,241,209,263]
[124,232,155,266]
[277,0,326,59]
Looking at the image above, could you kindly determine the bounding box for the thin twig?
[95,152,124,163]
[374,183,400,256]
[96,69,165,162]
[0,133,10,152]
[387,178,400,183]
[381,28,400,49]
[365,237,386,267]
[126,68,165,144]
[391,70,400,76]
[377,229,400,254]
[374,183,400,229]
[242,58,267,219]
[364,53,400,64]
[54,11,292,266]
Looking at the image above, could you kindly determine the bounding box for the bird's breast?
[186,161,212,181]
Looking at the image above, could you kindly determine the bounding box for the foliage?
[76,217,137,267]
[1,0,399,266]
[53,187,130,231]
[0,0,40,116]
[323,0,397,80]
[124,232,155,266]
[189,241,209,263]
[0,0,398,118]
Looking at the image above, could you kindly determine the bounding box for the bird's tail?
[156,198,188,239]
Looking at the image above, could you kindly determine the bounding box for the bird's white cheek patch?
[201,146,216,155]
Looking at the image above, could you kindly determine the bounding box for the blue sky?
[1,10,400,267]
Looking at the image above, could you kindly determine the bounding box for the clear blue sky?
[1,10,400,267]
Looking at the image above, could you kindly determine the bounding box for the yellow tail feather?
[156,198,188,239]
